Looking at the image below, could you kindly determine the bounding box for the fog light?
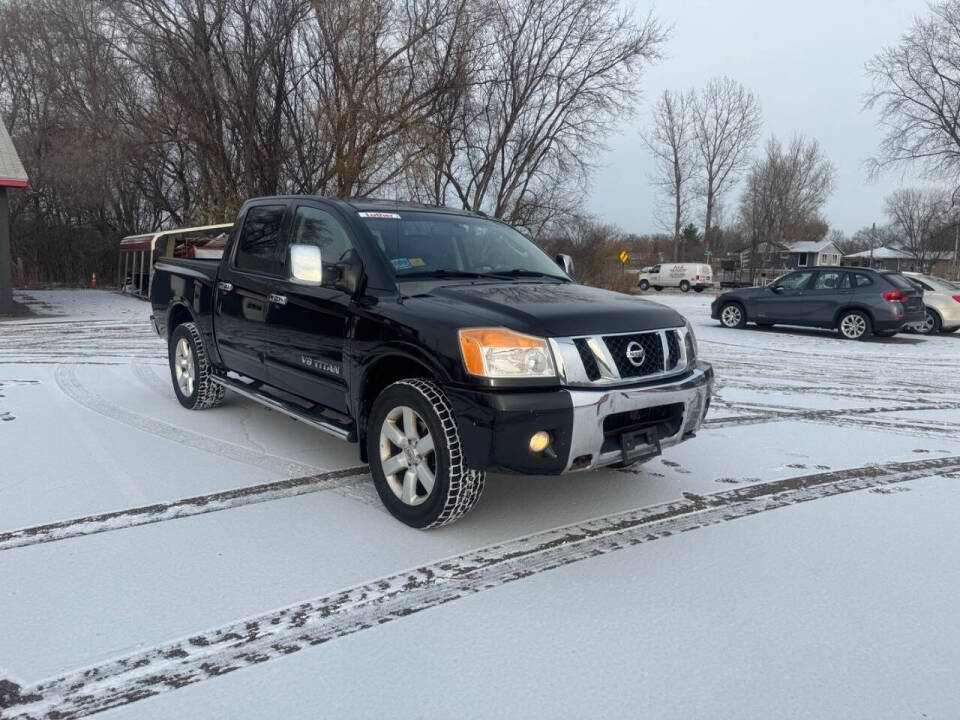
[529,431,551,453]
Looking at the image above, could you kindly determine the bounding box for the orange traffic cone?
[91,273,97,289]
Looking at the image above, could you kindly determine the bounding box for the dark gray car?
[710,267,925,340]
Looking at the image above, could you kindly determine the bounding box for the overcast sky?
[588,0,930,237]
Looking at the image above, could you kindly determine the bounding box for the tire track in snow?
[703,401,960,430]
[130,358,173,399]
[54,364,321,478]
[6,454,960,720]
[0,466,369,552]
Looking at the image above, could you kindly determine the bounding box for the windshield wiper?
[486,269,571,282]
[397,268,570,282]
[398,269,489,279]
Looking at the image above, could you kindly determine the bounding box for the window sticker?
[391,258,413,270]
[409,258,426,267]
[358,211,401,219]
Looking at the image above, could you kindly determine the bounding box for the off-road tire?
[368,378,485,529]
[719,302,747,329]
[838,310,873,341]
[638,279,650,291]
[679,280,691,292]
[169,322,226,410]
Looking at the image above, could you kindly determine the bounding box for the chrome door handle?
[268,293,288,306]
[217,281,233,292]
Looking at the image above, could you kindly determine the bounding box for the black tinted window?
[235,205,286,275]
[290,206,354,286]
[292,207,352,259]
[883,273,914,290]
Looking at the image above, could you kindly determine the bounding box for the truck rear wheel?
[169,322,225,410]
[679,280,691,292]
[368,378,485,529]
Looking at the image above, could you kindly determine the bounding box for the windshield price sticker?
[358,211,402,219]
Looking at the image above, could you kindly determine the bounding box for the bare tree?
[642,89,696,262]
[884,188,950,268]
[437,0,667,230]
[739,134,835,279]
[866,1,960,181]
[692,77,762,256]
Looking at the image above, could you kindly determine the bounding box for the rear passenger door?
[264,202,355,414]
[215,202,290,382]
[805,269,850,326]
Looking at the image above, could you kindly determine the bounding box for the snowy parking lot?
[2,289,959,719]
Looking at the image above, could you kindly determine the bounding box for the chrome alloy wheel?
[721,304,742,327]
[840,313,867,339]
[174,338,196,396]
[379,405,437,506]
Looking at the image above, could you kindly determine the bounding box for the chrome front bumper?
[563,361,713,471]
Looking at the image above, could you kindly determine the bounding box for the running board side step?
[211,375,357,442]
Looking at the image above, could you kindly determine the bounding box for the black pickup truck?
[150,196,713,528]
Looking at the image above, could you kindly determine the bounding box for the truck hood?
[405,281,684,337]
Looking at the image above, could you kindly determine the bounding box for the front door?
[215,202,290,382]
[264,203,354,414]
[753,270,816,323]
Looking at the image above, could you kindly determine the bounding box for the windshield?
[358,210,568,281]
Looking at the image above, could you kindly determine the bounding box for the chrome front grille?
[602,332,664,379]
[549,327,692,387]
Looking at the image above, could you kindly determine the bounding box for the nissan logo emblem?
[625,340,645,367]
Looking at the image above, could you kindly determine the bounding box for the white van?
[637,263,713,292]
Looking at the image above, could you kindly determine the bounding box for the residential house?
[786,240,842,268]
[843,246,957,276]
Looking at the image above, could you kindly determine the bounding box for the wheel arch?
[166,302,196,340]
[833,304,875,329]
[356,348,447,462]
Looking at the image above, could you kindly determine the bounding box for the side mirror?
[290,244,323,284]
[555,253,574,277]
[770,285,783,293]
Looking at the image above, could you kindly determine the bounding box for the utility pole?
[870,222,876,268]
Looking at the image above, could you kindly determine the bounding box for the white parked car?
[637,263,714,293]
[902,271,960,334]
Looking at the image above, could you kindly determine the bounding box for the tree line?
[628,0,960,279]
[0,0,666,285]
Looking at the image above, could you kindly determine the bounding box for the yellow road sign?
[619,250,629,264]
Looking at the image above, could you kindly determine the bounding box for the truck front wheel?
[368,379,485,529]
[168,322,225,410]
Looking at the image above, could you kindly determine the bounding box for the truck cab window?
[235,205,287,276]
[292,207,352,260]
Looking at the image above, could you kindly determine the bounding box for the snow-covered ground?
[1,289,958,719]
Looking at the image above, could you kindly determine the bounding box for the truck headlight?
[684,318,698,361]
[458,328,557,378]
